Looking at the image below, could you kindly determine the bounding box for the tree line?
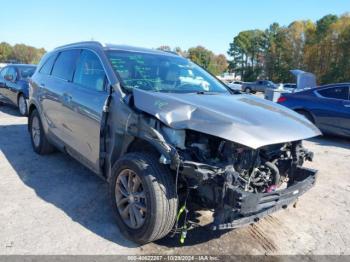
[157,45,228,76]
[0,42,46,64]
[228,14,350,84]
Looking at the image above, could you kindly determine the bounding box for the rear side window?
[51,50,80,81]
[73,50,106,91]
[39,53,57,75]
[318,86,349,100]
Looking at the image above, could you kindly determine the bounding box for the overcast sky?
[1,0,349,55]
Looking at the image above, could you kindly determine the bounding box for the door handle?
[344,104,350,108]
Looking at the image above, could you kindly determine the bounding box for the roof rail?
[54,41,103,50]
[162,50,181,56]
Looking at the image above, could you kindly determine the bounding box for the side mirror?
[4,74,14,82]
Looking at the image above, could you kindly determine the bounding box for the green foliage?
[0,42,13,62]
[228,29,265,80]
[0,42,46,64]
[157,45,171,51]
[188,46,228,75]
[158,45,228,75]
[228,14,350,84]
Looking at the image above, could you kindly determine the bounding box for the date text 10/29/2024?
[127,255,220,261]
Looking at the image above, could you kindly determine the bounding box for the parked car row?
[0,64,36,115]
[225,80,278,93]
[241,80,277,93]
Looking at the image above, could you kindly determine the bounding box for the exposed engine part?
[177,130,313,195]
[162,126,186,150]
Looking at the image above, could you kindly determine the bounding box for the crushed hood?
[133,89,321,149]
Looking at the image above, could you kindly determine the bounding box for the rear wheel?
[29,109,54,154]
[18,94,27,116]
[110,152,178,244]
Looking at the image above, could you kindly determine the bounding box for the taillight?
[277,96,287,103]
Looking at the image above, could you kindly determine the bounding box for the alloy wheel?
[115,169,147,229]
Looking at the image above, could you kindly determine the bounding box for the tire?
[244,87,252,93]
[18,94,27,116]
[29,109,55,154]
[109,152,178,244]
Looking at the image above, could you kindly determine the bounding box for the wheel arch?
[27,103,38,131]
[17,92,24,104]
[126,137,160,156]
[108,136,162,179]
[294,108,316,124]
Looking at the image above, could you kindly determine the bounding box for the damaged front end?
[169,129,317,230]
[129,88,320,232]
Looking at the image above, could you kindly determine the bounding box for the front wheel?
[109,153,178,244]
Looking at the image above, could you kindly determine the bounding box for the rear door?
[315,85,350,136]
[44,49,80,144]
[66,49,109,171]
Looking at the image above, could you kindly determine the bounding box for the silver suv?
[29,42,320,244]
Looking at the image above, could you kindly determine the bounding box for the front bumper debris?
[211,166,317,230]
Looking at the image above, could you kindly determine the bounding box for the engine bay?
[161,126,314,196]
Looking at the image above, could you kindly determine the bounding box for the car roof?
[305,82,350,92]
[318,82,350,88]
[54,41,180,57]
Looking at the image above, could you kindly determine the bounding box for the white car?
[227,81,242,91]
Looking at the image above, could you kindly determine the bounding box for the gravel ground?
[0,103,350,255]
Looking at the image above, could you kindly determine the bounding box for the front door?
[62,49,108,172]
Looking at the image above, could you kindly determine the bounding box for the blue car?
[277,83,350,137]
[0,64,36,116]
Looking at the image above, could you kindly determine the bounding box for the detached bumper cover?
[212,166,317,230]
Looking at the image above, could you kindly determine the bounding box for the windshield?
[107,50,229,94]
[19,66,36,79]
